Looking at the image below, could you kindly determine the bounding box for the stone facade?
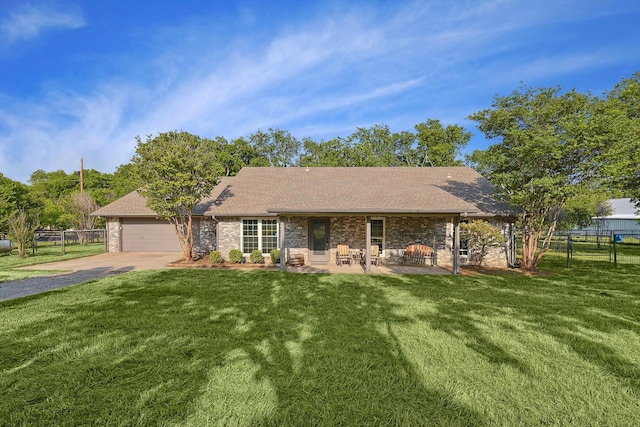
[105,214,511,268]
[106,217,120,252]
[212,215,511,268]
[441,218,510,268]
[282,216,309,265]
[195,218,216,254]
[216,217,242,261]
[462,220,510,268]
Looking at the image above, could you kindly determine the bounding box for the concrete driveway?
[1,252,181,302]
[18,252,182,273]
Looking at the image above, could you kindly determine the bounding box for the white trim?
[241,218,279,254]
[370,217,385,256]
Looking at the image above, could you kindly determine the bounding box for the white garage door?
[121,218,181,252]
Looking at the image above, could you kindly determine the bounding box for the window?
[370,219,384,253]
[454,220,469,256]
[242,219,278,254]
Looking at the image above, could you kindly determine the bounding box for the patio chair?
[336,244,353,266]
[369,244,380,266]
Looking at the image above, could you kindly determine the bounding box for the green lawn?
[1,260,639,426]
[0,242,105,283]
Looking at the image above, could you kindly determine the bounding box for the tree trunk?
[171,215,193,262]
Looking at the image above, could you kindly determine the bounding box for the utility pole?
[80,157,84,192]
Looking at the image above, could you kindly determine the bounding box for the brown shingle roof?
[91,190,157,217]
[92,167,511,218]
[204,167,511,217]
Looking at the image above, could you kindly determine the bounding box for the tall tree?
[300,137,351,167]
[468,85,605,271]
[249,128,300,167]
[29,169,79,200]
[602,73,640,205]
[218,136,266,175]
[347,125,401,166]
[414,119,471,166]
[0,173,41,231]
[112,163,144,198]
[133,131,223,261]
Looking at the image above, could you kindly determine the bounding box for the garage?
[121,218,181,252]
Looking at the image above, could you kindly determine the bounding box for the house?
[92,167,514,273]
[585,198,640,235]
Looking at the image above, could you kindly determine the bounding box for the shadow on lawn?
[5,265,638,425]
[390,265,640,394]
[1,269,486,425]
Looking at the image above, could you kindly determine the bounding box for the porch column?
[279,216,287,271]
[453,217,461,275]
[365,216,371,273]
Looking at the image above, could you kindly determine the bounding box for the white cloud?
[0,0,637,183]
[0,3,85,44]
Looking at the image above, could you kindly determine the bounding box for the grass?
[1,260,639,426]
[0,242,104,283]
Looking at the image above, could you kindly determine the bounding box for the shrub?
[270,249,281,264]
[250,250,264,264]
[209,250,223,264]
[229,249,244,264]
[460,220,505,266]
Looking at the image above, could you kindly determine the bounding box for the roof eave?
[266,208,479,215]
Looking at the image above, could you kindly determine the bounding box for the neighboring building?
[92,167,515,272]
[586,198,640,235]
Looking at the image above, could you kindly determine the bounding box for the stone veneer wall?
[384,216,447,263]
[214,215,511,268]
[283,216,309,265]
[328,216,447,264]
[465,220,510,268]
[195,218,216,254]
[441,218,510,268]
[217,216,308,265]
[106,218,120,252]
[217,217,241,261]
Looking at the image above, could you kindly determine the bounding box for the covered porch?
[276,213,469,275]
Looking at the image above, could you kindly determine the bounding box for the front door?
[309,218,330,264]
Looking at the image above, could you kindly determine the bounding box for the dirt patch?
[460,265,552,276]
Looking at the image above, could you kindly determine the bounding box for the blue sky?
[1,0,638,183]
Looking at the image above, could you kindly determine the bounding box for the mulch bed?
[170,257,280,269]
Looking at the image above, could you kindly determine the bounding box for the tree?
[29,169,79,201]
[249,128,300,167]
[414,119,471,166]
[218,136,266,175]
[346,125,401,166]
[460,220,504,266]
[112,163,144,198]
[0,173,42,231]
[299,137,351,167]
[602,73,640,205]
[28,168,115,228]
[555,191,612,231]
[63,192,100,244]
[7,209,39,258]
[468,85,605,271]
[133,131,223,261]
